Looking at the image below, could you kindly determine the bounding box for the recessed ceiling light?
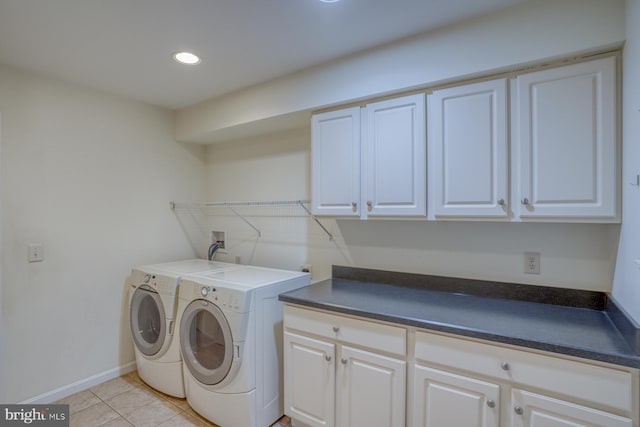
[319,0,340,2]
[173,51,201,65]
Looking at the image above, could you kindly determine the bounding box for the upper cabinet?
[311,93,426,218]
[311,107,362,216]
[312,55,619,223]
[513,56,619,221]
[365,94,426,218]
[428,79,509,219]
[428,56,619,222]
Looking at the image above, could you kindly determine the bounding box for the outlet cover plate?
[524,252,540,274]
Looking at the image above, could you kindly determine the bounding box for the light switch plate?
[28,243,44,263]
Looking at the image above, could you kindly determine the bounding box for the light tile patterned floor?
[55,371,292,427]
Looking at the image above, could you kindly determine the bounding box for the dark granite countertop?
[279,268,640,369]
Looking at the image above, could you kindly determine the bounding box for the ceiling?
[0,0,526,110]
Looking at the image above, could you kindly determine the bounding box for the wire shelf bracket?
[170,199,333,241]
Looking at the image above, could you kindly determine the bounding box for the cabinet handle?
[341,358,347,365]
[325,355,332,362]
[514,406,523,415]
[367,201,372,212]
[521,198,529,205]
[332,326,340,333]
[497,198,505,206]
[486,400,496,408]
[351,202,357,212]
[501,362,510,371]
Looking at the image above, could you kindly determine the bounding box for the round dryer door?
[129,285,166,356]
[180,299,233,385]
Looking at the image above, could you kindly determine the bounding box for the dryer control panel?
[129,269,179,296]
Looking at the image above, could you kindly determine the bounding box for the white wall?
[193,0,627,293]
[0,63,206,403]
[612,0,640,323]
[197,128,334,271]
[176,0,625,143]
[203,129,620,291]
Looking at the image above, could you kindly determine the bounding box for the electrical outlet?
[524,252,540,274]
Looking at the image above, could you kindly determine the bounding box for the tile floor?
[55,371,292,427]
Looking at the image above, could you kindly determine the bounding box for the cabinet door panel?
[514,56,618,220]
[365,93,426,217]
[284,332,335,427]
[511,389,632,427]
[413,365,499,427]
[311,107,361,216]
[428,79,508,218]
[338,346,406,427]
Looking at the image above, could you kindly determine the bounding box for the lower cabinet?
[338,346,406,427]
[284,332,335,427]
[283,304,638,427]
[413,365,499,427]
[283,305,406,427]
[510,389,633,427]
[412,364,634,427]
[414,331,635,427]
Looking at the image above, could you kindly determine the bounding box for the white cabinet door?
[513,56,618,221]
[284,332,335,427]
[413,364,500,427]
[311,107,361,216]
[364,93,426,217]
[510,389,633,427]
[338,345,406,427]
[428,79,508,219]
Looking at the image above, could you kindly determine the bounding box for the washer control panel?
[183,281,249,312]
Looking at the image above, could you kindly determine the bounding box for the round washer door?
[129,285,166,356]
[180,299,234,385]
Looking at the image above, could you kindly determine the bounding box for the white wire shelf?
[170,199,332,240]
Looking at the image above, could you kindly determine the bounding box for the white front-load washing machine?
[127,259,239,397]
[177,266,310,427]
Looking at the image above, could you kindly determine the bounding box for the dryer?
[177,266,310,427]
[127,259,238,397]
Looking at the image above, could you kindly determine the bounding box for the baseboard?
[19,361,137,404]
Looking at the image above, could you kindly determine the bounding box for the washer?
[177,266,310,427]
[127,259,239,398]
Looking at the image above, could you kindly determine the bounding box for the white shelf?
[170,199,332,240]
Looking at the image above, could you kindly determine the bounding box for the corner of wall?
[611,0,640,323]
